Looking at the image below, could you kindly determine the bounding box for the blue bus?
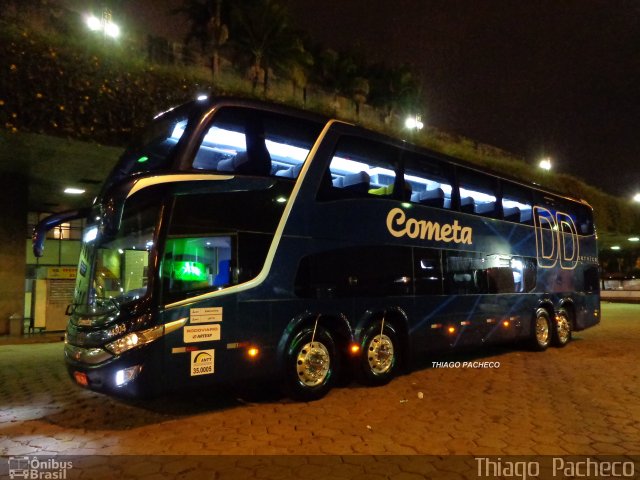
[33,97,600,400]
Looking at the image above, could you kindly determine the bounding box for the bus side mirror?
[32,208,90,257]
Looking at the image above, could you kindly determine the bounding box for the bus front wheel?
[283,326,338,401]
[357,321,399,386]
[552,309,572,347]
[530,309,552,351]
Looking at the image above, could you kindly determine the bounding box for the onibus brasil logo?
[7,457,72,479]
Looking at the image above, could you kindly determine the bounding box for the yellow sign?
[47,267,77,279]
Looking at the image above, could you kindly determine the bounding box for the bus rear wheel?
[530,309,552,351]
[553,309,572,347]
[283,326,338,401]
[357,321,399,386]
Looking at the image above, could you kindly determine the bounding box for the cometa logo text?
[386,207,473,244]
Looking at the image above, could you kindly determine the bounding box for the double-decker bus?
[33,97,600,400]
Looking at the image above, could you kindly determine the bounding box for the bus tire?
[552,309,572,347]
[283,326,338,401]
[530,309,552,351]
[357,321,399,386]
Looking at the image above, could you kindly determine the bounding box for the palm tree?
[314,49,371,117]
[230,0,309,95]
[315,49,355,111]
[173,0,229,79]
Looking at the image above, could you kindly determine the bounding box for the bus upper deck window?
[502,182,533,224]
[405,152,453,209]
[191,107,322,178]
[322,136,403,199]
[457,169,498,217]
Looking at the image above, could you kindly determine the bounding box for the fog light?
[115,365,142,387]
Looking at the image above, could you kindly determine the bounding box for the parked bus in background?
[34,97,600,400]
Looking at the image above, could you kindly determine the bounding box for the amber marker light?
[447,326,456,334]
[247,347,260,358]
[350,343,360,355]
[503,320,510,328]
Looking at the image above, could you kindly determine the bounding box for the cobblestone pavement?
[0,303,639,478]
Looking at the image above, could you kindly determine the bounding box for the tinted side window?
[444,251,487,294]
[318,136,408,200]
[444,251,536,294]
[457,169,499,218]
[414,248,443,295]
[584,266,600,293]
[533,194,593,235]
[191,107,322,177]
[405,152,454,209]
[502,181,533,224]
[295,246,412,298]
[574,204,595,235]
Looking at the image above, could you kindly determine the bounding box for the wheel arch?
[355,306,411,370]
[276,310,355,371]
[536,299,555,320]
[558,298,576,329]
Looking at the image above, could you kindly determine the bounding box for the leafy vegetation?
[1,1,639,236]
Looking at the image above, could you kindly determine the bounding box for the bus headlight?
[105,325,164,355]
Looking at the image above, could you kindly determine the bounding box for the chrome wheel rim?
[366,334,394,375]
[556,314,571,344]
[296,342,330,387]
[536,316,550,346]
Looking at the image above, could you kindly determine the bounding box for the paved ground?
[0,303,639,478]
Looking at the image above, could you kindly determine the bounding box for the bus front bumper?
[64,343,158,397]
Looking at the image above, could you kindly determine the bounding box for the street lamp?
[539,157,552,171]
[405,114,424,131]
[85,9,120,39]
[633,193,640,203]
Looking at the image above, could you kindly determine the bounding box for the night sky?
[127,0,640,197]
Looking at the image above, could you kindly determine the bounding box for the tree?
[230,0,309,95]
[173,0,229,79]
[369,64,423,124]
[314,49,370,117]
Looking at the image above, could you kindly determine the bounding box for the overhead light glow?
[405,115,424,130]
[64,187,86,195]
[628,237,640,242]
[197,95,208,101]
[539,158,552,171]
[104,22,120,38]
[633,193,640,203]
[611,245,621,250]
[85,15,101,31]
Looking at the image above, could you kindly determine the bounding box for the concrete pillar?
[0,173,28,335]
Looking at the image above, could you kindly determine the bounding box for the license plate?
[74,371,89,386]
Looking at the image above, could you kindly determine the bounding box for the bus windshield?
[104,102,197,192]
[73,195,161,315]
